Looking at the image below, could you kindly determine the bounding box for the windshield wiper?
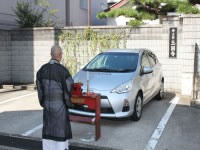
[85,68,119,72]
[85,68,134,72]
[118,69,135,72]
[94,68,116,72]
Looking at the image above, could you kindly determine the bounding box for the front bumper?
[69,90,135,118]
[69,109,133,118]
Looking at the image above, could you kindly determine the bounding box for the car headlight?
[111,80,133,94]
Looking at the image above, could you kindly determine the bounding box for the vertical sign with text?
[169,28,177,58]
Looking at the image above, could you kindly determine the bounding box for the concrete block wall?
[33,29,55,82]
[10,30,34,83]
[0,30,11,84]
[125,25,183,92]
[8,22,193,94]
[0,15,200,97]
[29,25,184,93]
[10,28,55,83]
[58,27,128,72]
[181,15,200,97]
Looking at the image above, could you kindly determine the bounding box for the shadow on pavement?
[0,133,107,150]
[101,92,176,123]
[0,110,118,150]
[2,92,198,150]
[0,89,25,94]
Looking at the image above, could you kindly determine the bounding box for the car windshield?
[84,52,139,72]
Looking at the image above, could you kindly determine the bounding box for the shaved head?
[51,45,62,61]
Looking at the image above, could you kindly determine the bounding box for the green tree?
[97,0,200,27]
[13,0,59,28]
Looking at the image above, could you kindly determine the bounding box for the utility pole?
[88,0,91,26]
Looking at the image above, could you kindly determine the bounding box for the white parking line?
[144,96,180,150]
[22,124,43,136]
[0,92,37,105]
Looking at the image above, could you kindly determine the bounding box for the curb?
[1,85,36,91]
[0,132,120,150]
[69,142,120,150]
[0,132,41,150]
[190,99,200,108]
[0,145,25,150]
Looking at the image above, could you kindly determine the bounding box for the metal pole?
[88,0,91,26]
[95,94,101,141]
[193,43,198,99]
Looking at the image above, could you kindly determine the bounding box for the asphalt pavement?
[0,88,199,150]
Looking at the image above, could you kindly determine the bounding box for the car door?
[147,52,160,96]
[140,52,153,103]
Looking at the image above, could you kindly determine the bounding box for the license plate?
[71,98,85,104]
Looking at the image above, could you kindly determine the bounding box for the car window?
[148,53,156,67]
[84,52,139,72]
[141,54,151,68]
[87,54,107,69]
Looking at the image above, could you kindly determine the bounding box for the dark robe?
[36,59,74,141]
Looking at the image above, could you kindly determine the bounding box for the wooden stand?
[70,93,101,141]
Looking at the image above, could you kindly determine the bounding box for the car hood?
[73,70,135,91]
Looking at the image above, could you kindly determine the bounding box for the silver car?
[70,49,164,121]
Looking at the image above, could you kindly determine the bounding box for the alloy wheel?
[136,96,142,117]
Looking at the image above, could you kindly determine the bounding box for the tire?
[156,81,164,100]
[131,94,143,121]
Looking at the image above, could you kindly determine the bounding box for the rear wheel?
[131,94,143,121]
[156,81,164,100]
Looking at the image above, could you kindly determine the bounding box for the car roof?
[103,48,149,54]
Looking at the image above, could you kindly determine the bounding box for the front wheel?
[131,94,143,121]
[156,81,164,100]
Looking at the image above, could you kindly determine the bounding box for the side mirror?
[141,67,153,75]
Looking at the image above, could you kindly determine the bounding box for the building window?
[80,0,88,9]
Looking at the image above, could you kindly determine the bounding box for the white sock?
[65,140,69,150]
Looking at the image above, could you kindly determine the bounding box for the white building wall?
[45,0,66,27]
[91,0,107,25]
[107,0,121,3]
[0,0,107,29]
[0,0,66,29]
[69,0,88,26]
[106,2,134,26]
[107,16,132,25]
[0,0,20,29]
[69,0,107,26]
[107,17,160,26]
[1,15,200,97]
